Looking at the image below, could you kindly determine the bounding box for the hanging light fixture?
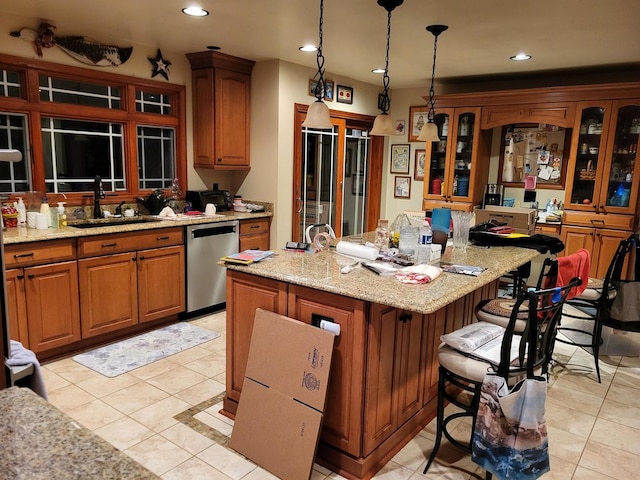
[417,24,448,142]
[303,0,333,129]
[370,0,403,136]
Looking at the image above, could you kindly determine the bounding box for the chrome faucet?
[93,175,105,218]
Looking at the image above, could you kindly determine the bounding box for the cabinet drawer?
[4,239,76,268]
[78,227,183,258]
[239,232,269,251]
[562,211,635,230]
[239,217,269,235]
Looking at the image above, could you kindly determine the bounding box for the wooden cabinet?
[481,102,575,129]
[239,217,270,251]
[288,285,367,457]
[364,305,424,455]
[77,228,185,338]
[187,51,255,169]
[422,107,491,212]
[4,240,80,353]
[561,224,630,278]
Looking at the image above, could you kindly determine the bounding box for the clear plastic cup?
[452,211,474,250]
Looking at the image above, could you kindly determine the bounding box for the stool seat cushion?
[476,298,528,331]
[438,344,492,383]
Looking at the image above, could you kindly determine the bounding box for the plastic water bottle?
[415,219,433,264]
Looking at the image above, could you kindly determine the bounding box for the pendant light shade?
[417,24,448,142]
[303,100,333,129]
[303,0,333,129]
[370,0,403,136]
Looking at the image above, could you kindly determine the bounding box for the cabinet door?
[423,109,454,201]
[599,100,640,214]
[78,252,138,338]
[565,101,613,211]
[137,245,185,323]
[561,225,595,259]
[593,228,630,279]
[214,68,251,167]
[288,285,366,457]
[5,269,29,347]
[225,270,288,404]
[25,261,81,353]
[449,108,480,202]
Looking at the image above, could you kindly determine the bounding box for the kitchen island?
[223,241,539,480]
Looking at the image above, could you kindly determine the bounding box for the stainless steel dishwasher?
[186,221,239,313]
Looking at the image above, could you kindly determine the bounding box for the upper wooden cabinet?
[422,107,491,212]
[481,102,575,129]
[187,51,255,169]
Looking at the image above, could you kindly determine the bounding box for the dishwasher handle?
[191,224,237,239]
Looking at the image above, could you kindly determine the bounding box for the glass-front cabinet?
[423,107,489,212]
[565,100,640,214]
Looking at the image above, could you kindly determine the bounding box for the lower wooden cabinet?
[561,225,630,278]
[6,261,81,353]
[137,245,185,323]
[238,217,270,251]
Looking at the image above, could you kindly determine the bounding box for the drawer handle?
[590,219,605,225]
[250,225,260,229]
[156,236,170,240]
[13,253,34,259]
[101,243,117,248]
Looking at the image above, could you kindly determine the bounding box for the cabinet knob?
[217,158,223,163]
[139,255,145,260]
[16,274,24,280]
[27,274,35,279]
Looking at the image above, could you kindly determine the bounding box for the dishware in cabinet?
[422,107,490,211]
[565,100,640,214]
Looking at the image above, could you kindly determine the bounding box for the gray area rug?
[73,323,220,377]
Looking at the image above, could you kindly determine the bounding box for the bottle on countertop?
[57,202,67,229]
[40,197,51,227]
[414,218,433,264]
[374,219,390,252]
[16,197,26,225]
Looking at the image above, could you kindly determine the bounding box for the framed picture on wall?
[308,79,334,102]
[394,176,411,198]
[408,106,430,142]
[390,144,410,173]
[336,84,353,104]
[414,149,426,181]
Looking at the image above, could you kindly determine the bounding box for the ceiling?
[3,0,640,89]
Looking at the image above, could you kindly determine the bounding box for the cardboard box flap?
[244,308,335,411]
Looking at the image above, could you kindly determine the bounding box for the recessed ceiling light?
[371,68,385,74]
[510,53,532,61]
[299,45,317,52]
[182,6,209,17]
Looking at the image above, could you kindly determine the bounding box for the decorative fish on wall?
[10,23,133,67]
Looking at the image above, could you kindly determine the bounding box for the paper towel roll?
[320,320,340,336]
[335,241,379,260]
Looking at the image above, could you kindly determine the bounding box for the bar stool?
[423,277,581,476]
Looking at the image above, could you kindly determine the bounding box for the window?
[0,55,186,202]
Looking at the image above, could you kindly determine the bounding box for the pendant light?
[303,0,333,129]
[370,0,403,136]
[417,24,448,142]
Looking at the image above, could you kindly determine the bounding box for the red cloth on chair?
[557,249,590,299]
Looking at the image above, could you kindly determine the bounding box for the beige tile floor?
[41,310,640,480]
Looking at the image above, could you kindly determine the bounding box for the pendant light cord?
[312,0,327,102]
[379,9,392,114]
[427,32,440,123]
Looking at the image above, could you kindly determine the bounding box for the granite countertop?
[225,238,540,315]
[0,387,158,479]
[2,210,272,245]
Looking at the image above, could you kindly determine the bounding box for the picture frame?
[394,119,406,136]
[394,176,411,198]
[352,173,365,196]
[336,84,353,104]
[390,144,410,174]
[308,78,334,102]
[414,149,426,181]
[408,105,430,142]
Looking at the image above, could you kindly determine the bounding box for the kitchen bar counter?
[225,241,539,314]
[0,387,158,479]
[2,210,272,245]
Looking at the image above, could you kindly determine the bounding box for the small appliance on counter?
[482,184,504,208]
[185,184,233,212]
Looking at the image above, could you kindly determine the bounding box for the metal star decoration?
[148,49,171,80]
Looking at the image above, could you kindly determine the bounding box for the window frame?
[0,52,187,206]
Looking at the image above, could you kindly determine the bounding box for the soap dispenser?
[16,197,26,225]
[57,202,67,229]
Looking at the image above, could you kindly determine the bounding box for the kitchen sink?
[68,217,162,229]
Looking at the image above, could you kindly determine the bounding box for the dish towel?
[395,264,442,284]
[6,340,48,400]
[557,248,590,299]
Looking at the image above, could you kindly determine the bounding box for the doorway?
[292,104,382,243]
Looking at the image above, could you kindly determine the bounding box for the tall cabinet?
[422,107,491,212]
[562,99,640,277]
[187,51,255,169]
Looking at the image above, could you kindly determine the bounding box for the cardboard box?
[229,309,335,480]
[474,206,537,235]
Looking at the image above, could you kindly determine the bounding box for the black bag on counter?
[469,231,565,254]
[608,234,640,330]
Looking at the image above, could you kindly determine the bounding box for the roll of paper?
[320,320,340,336]
[335,241,379,260]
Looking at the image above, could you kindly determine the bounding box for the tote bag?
[609,236,640,325]
[471,297,550,480]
